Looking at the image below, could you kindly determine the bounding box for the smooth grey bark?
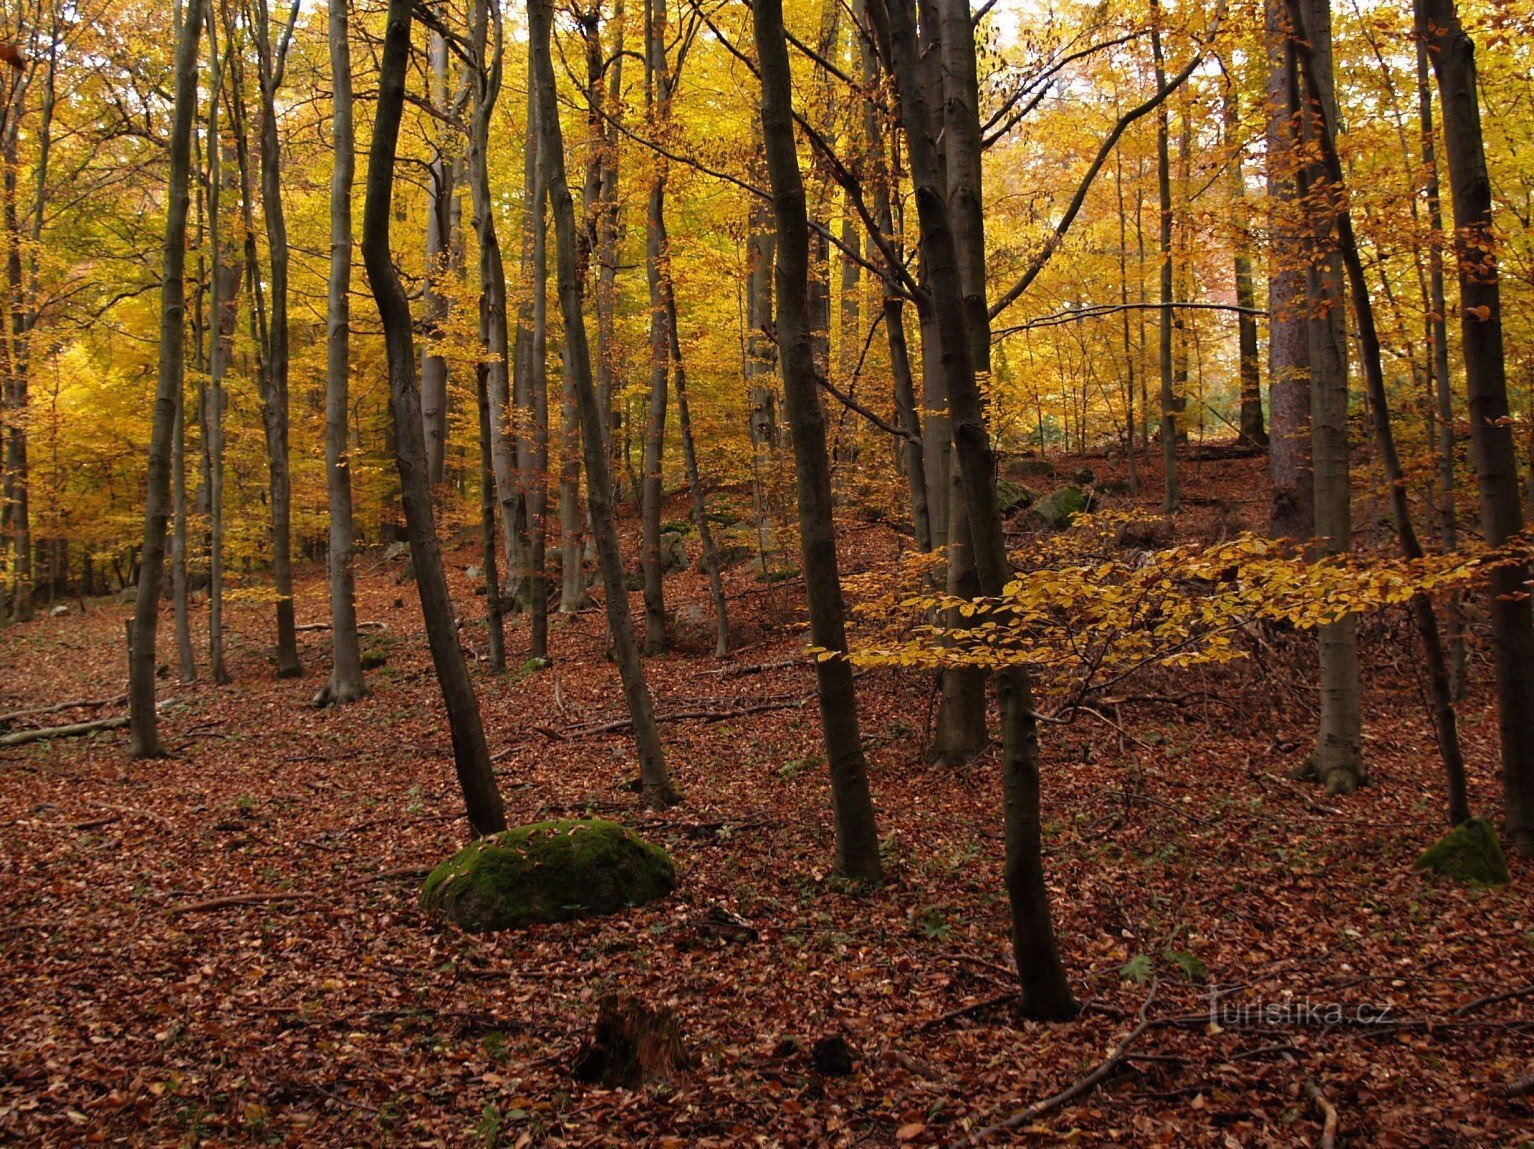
[362,0,506,837]
[204,0,232,685]
[317,0,364,706]
[470,0,509,668]
[1420,0,1534,855]
[1417,40,1466,698]
[753,0,883,883]
[666,288,729,656]
[171,360,194,682]
[1292,0,1362,795]
[250,0,301,678]
[528,0,678,808]
[1287,0,1469,825]
[421,18,450,490]
[1265,0,1313,538]
[1223,77,1266,447]
[745,182,781,569]
[1153,8,1178,516]
[129,0,205,758]
[853,0,929,546]
[872,0,1077,1020]
[639,0,670,654]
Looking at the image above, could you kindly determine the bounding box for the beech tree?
[362,0,506,837]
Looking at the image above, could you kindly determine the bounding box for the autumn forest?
[2,0,1534,1141]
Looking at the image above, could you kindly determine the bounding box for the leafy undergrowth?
[2,456,1531,1146]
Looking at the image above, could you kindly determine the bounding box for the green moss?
[1030,485,1088,529]
[420,819,677,932]
[1415,818,1509,887]
[996,480,1038,514]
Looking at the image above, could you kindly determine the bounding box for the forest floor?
[2,452,1532,1147]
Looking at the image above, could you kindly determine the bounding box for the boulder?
[1004,456,1056,480]
[996,479,1038,516]
[1028,485,1090,529]
[420,818,677,932]
[1072,466,1096,486]
[696,543,754,573]
[660,530,688,574]
[1415,818,1509,886]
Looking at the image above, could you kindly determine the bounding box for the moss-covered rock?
[996,479,1039,515]
[420,819,677,932]
[1029,485,1089,529]
[1415,818,1509,887]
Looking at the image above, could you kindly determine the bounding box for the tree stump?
[572,995,689,1088]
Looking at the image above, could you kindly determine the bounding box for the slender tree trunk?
[171,366,194,681]
[1420,0,1534,855]
[204,0,232,686]
[752,0,883,882]
[363,0,506,837]
[872,0,1077,1020]
[1153,7,1178,516]
[1418,40,1466,698]
[1265,0,1313,538]
[666,289,729,656]
[130,0,205,758]
[1288,0,1469,825]
[470,0,510,668]
[745,184,781,569]
[1224,78,1266,447]
[420,18,451,490]
[252,0,299,678]
[318,0,364,705]
[1293,0,1362,794]
[528,0,678,808]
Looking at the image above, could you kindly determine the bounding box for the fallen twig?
[965,982,1159,1143]
[1453,983,1534,1018]
[1,699,179,747]
[348,865,432,887]
[0,694,125,727]
[913,991,1017,1032]
[167,892,311,915]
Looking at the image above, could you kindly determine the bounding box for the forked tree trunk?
[871,0,1077,1020]
[130,0,205,758]
[362,0,506,838]
[1419,0,1534,855]
[317,0,364,706]
[752,0,883,883]
[528,0,678,809]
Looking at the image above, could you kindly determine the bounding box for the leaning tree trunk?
[872,0,1078,1020]
[317,0,364,706]
[129,0,205,758]
[528,0,678,808]
[752,0,883,883]
[1419,0,1534,855]
[362,0,506,838]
